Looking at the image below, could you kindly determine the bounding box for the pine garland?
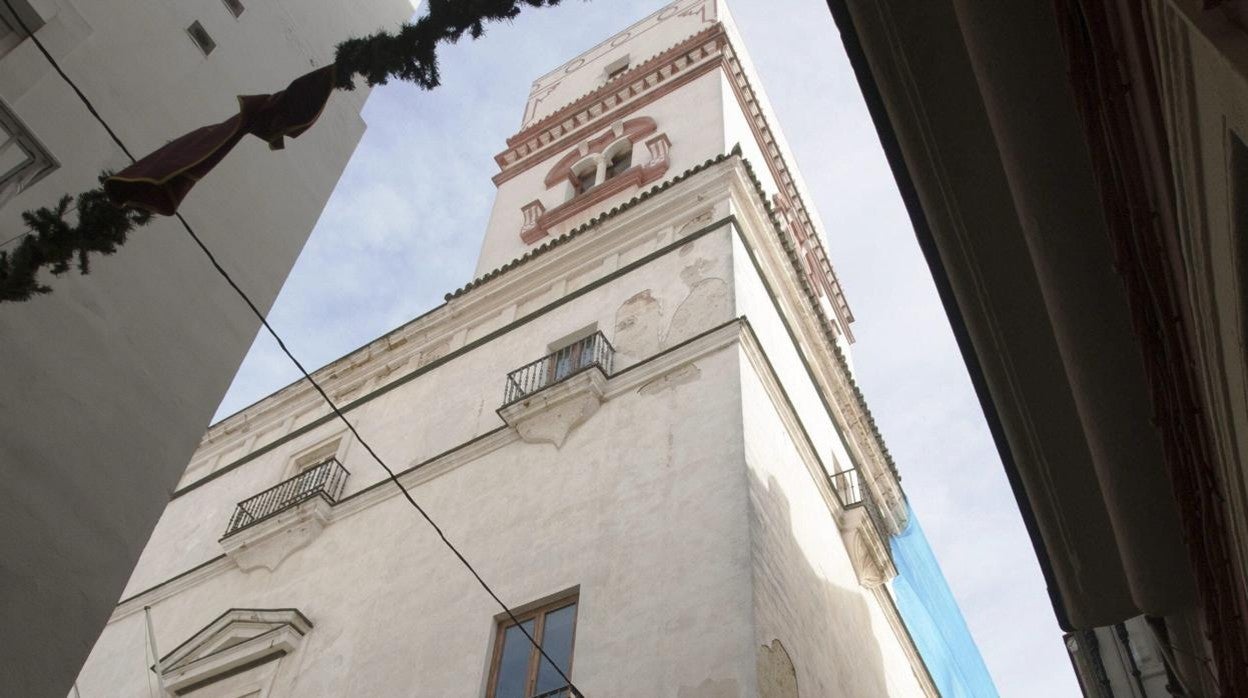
[0,0,564,304]
[0,174,152,302]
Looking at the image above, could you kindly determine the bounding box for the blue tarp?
[890,503,999,697]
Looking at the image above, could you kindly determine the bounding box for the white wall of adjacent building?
[0,1,412,695]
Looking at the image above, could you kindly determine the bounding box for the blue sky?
[215,1,1079,694]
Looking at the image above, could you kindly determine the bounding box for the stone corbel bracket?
[839,506,897,589]
[220,495,334,573]
[498,367,609,447]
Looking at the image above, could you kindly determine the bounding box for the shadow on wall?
[747,471,892,697]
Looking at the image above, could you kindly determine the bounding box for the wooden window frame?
[485,594,579,698]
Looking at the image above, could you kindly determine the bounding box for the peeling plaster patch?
[614,289,663,362]
[758,638,799,698]
[664,277,731,348]
[677,677,741,698]
[679,257,716,287]
[638,363,702,395]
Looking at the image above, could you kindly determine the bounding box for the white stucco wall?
[122,222,739,597]
[0,0,411,694]
[740,356,924,697]
[78,221,761,696]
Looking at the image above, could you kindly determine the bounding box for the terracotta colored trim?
[492,52,722,187]
[521,158,669,244]
[717,47,854,338]
[489,27,853,337]
[542,117,657,189]
[508,25,723,149]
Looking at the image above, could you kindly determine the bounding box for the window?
[604,145,632,181]
[287,436,344,478]
[0,0,44,58]
[603,55,630,83]
[544,326,600,385]
[570,159,597,197]
[487,595,578,698]
[222,0,245,18]
[187,20,216,56]
[285,437,345,497]
[0,98,56,209]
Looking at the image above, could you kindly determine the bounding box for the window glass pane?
[494,619,535,698]
[534,602,577,694]
[552,345,577,381]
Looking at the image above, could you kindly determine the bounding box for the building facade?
[0,0,412,695]
[822,0,1248,694]
[74,2,987,695]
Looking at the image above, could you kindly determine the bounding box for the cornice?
[111,320,744,621]
[449,149,738,301]
[183,165,738,492]
[495,26,725,180]
[194,153,902,530]
[492,22,853,340]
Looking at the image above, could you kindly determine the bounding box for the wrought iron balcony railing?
[222,458,349,537]
[503,331,615,406]
[830,467,890,539]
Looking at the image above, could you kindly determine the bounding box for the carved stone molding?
[498,368,608,447]
[839,506,896,589]
[220,496,333,573]
[159,608,312,694]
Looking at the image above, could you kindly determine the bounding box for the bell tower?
[74,3,989,696]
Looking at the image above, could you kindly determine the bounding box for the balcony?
[223,458,349,538]
[503,331,615,406]
[499,332,615,448]
[830,466,897,588]
[830,467,892,540]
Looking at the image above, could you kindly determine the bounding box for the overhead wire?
[2,3,583,694]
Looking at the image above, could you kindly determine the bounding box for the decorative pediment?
[159,608,312,693]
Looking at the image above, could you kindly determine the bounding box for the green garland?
[0,0,564,304]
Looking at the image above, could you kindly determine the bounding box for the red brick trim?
[542,117,658,189]
[520,158,670,244]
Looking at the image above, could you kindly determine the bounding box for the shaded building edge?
[822,0,1248,694]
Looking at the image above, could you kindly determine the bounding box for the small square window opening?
[187,21,216,56]
[603,55,630,83]
[222,0,245,18]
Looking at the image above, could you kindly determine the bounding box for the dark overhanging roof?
[820,0,1070,629]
